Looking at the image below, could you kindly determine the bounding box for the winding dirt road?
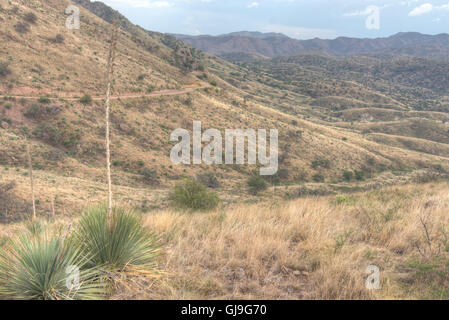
[0,85,208,102]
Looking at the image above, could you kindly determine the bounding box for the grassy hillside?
[0,0,448,218]
[1,0,449,301]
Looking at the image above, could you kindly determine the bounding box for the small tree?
[79,94,93,105]
[170,179,220,211]
[0,62,11,77]
[247,176,268,195]
[343,171,353,182]
[23,12,37,24]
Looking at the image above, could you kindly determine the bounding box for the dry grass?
[1,181,448,300]
[109,182,449,300]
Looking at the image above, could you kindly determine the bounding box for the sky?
[98,0,449,39]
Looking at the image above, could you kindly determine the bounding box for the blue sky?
[99,0,449,39]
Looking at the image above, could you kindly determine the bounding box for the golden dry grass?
[1,181,449,300]
[108,182,449,300]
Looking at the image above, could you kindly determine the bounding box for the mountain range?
[175,31,449,61]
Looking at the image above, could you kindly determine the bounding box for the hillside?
[0,0,448,220]
[1,0,449,302]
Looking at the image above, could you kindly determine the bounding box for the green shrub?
[312,157,331,169]
[0,61,11,77]
[170,179,220,211]
[24,103,44,119]
[38,96,51,104]
[79,94,92,105]
[247,176,268,195]
[14,22,29,33]
[25,219,44,236]
[73,206,160,271]
[140,168,158,185]
[33,123,81,149]
[312,173,325,182]
[51,34,64,44]
[23,12,37,24]
[196,172,220,189]
[354,170,365,181]
[343,171,353,181]
[0,233,105,300]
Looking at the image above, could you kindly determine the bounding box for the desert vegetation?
[1,182,448,300]
[1,0,449,301]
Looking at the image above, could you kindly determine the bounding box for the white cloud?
[247,2,259,8]
[343,4,390,17]
[409,3,433,16]
[103,0,172,8]
[408,2,449,16]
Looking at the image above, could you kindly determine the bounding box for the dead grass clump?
[0,181,30,223]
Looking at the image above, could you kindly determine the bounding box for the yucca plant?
[24,219,44,236]
[0,233,106,300]
[73,206,160,272]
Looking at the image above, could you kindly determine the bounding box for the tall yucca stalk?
[0,233,106,300]
[26,140,36,220]
[105,21,119,220]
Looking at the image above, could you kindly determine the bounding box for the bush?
[23,12,37,24]
[312,173,325,182]
[140,168,158,185]
[79,94,92,105]
[24,103,44,119]
[170,179,220,211]
[343,171,353,182]
[51,34,64,44]
[38,96,51,104]
[312,157,331,169]
[0,233,105,300]
[0,61,11,77]
[354,170,365,181]
[33,123,81,149]
[74,207,161,271]
[196,172,220,189]
[14,22,29,33]
[247,176,268,195]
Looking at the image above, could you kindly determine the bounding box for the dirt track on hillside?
[0,85,207,101]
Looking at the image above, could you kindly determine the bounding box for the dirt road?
[0,85,207,102]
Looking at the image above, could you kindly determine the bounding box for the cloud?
[247,2,259,8]
[343,4,390,17]
[408,3,433,16]
[103,0,172,8]
[408,2,449,16]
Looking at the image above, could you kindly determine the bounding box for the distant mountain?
[174,31,449,61]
